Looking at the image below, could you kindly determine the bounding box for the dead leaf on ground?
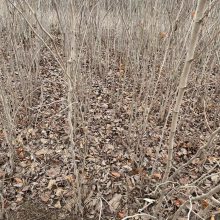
[174,198,184,207]
[47,179,56,190]
[16,147,25,160]
[35,148,52,156]
[54,200,62,208]
[109,194,122,212]
[118,210,126,219]
[111,171,121,178]
[201,199,209,208]
[40,191,51,203]
[152,173,162,180]
[27,127,36,136]
[65,175,74,184]
[211,174,219,183]
[13,177,23,187]
[40,138,48,144]
[0,169,5,178]
[46,167,60,177]
[16,194,23,203]
[179,177,189,185]
[159,32,168,39]
[55,188,63,197]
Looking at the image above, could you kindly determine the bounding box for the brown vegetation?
[0,0,219,219]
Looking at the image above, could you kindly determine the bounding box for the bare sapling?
[66,1,82,214]
[163,0,208,183]
[155,0,208,215]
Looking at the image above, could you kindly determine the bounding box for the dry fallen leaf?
[211,174,219,183]
[118,210,126,219]
[55,188,63,197]
[208,156,218,163]
[102,103,108,109]
[40,138,48,144]
[174,198,183,207]
[18,152,25,159]
[159,32,168,39]
[46,167,60,177]
[40,191,51,203]
[16,147,25,159]
[0,169,5,178]
[15,134,23,145]
[179,177,189,185]
[14,177,23,187]
[54,200,62,209]
[22,186,30,192]
[152,173,162,180]
[111,171,121,178]
[145,148,154,157]
[65,175,74,184]
[35,148,50,156]
[47,179,56,190]
[201,199,209,208]
[27,127,36,136]
[109,194,122,212]
[16,194,23,203]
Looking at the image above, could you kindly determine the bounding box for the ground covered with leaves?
[0,36,220,220]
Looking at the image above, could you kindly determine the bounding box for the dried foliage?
[0,0,219,219]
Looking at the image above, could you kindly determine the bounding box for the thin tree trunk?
[154,0,208,216]
[163,0,207,182]
[66,1,82,214]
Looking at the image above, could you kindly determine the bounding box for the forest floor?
[1,36,220,220]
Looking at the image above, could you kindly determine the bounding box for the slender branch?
[169,127,220,180]
[121,213,157,220]
[172,184,220,220]
[7,0,65,72]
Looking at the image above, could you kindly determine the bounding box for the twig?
[0,174,5,220]
[99,197,103,220]
[7,0,65,72]
[211,196,220,206]
[187,196,193,220]
[169,127,220,180]
[203,98,212,132]
[172,184,220,220]
[121,213,157,220]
